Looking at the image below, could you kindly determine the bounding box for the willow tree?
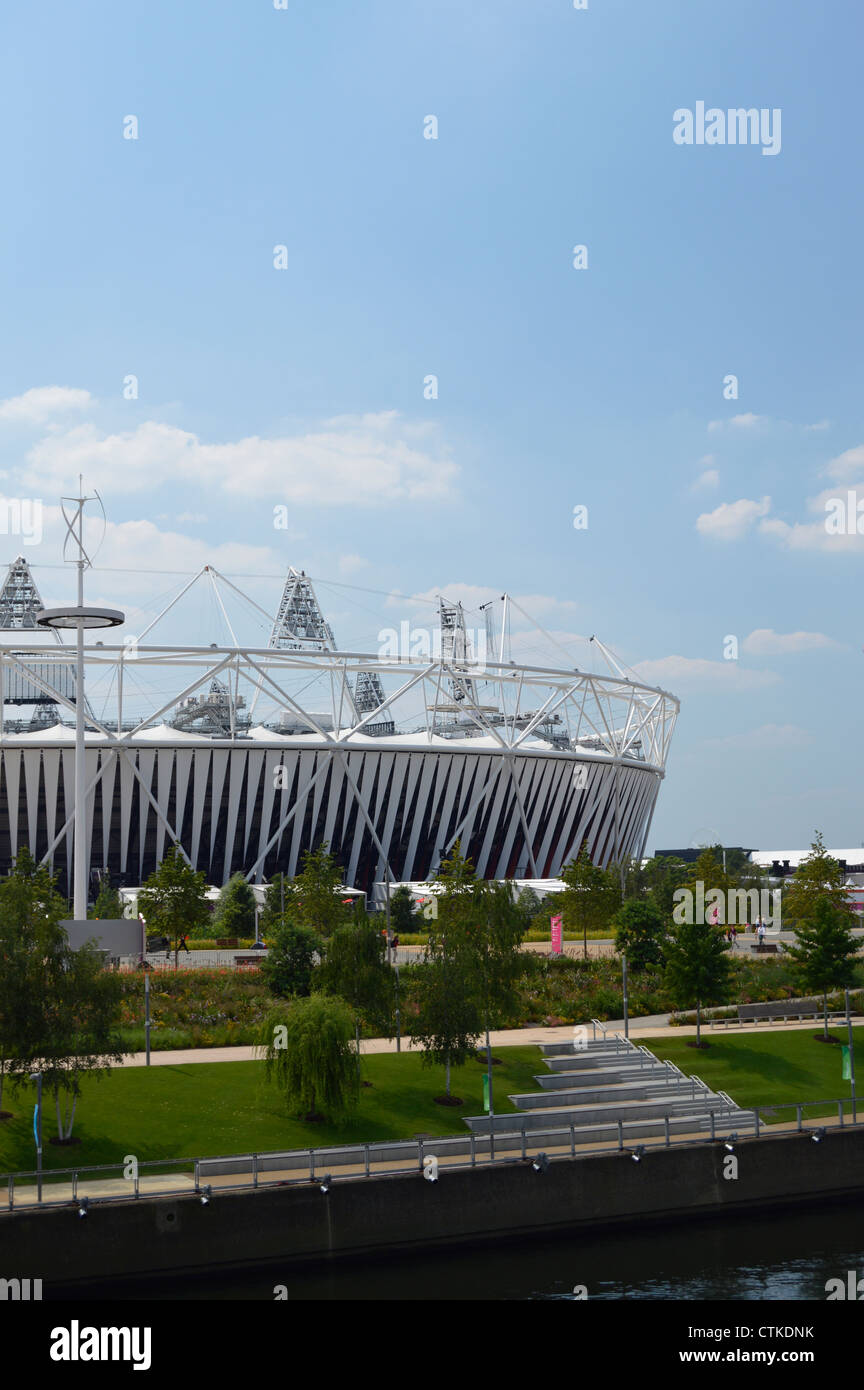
[259,994,359,1122]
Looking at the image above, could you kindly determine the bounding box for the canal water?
[71,1199,864,1301]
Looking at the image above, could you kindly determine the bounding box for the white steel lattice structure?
[0,636,679,895]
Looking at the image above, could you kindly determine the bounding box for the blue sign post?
[29,1071,42,1203]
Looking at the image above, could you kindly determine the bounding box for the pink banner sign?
[550,914,563,954]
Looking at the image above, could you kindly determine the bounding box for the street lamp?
[36,484,124,920]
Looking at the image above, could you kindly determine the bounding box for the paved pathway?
[117,1013,862,1068]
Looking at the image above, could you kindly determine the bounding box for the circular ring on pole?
[35,606,125,630]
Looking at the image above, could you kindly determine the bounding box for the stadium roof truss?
[0,637,679,884]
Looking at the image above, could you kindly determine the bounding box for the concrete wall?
[4,1127,864,1292]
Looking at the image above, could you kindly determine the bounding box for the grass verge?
[0,1045,543,1177]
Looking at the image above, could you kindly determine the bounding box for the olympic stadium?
[0,556,679,898]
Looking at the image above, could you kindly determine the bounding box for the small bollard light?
[199,1184,212,1206]
[630,1146,646,1164]
[724,1133,739,1152]
[810,1127,826,1144]
[78,1197,90,1219]
[320,1174,332,1194]
[531,1153,550,1174]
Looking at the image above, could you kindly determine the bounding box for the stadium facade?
[0,560,680,897]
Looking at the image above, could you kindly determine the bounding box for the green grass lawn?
[645,1026,864,1121]
[0,1045,543,1178]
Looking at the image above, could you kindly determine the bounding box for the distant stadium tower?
[0,556,89,722]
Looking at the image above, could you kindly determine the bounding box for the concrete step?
[536,1065,671,1089]
[465,1095,732,1133]
[464,1105,751,1137]
[544,1052,652,1072]
[539,1041,634,1058]
[510,1082,704,1110]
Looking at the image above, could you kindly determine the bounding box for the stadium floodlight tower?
[35,481,124,921]
[269,568,336,651]
[269,566,393,734]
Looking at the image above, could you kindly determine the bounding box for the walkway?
[117,1014,860,1068]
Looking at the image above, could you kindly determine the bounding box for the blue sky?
[0,0,862,852]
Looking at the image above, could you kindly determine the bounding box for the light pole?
[144,963,152,1067]
[29,1072,42,1203]
[622,953,629,1040]
[385,873,400,1051]
[36,483,124,919]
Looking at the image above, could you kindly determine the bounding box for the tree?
[262,918,321,998]
[318,918,392,1077]
[259,872,289,935]
[0,849,126,1137]
[783,833,851,926]
[283,844,346,937]
[408,843,484,1100]
[617,856,647,902]
[88,873,123,920]
[786,898,859,1041]
[389,885,417,935]
[0,849,70,1114]
[409,954,481,1101]
[39,938,126,1140]
[686,846,734,897]
[513,885,541,931]
[259,994,359,1121]
[138,845,210,967]
[663,919,733,1046]
[213,872,257,939]
[470,879,526,1114]
[643,855,690,919]
[559,845,621,958]
[614,898,667,972]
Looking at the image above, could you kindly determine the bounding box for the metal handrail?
[4,1096,857,1213]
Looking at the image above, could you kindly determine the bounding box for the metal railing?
[5,1093,858,1215]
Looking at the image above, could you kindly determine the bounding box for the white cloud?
[19,412,458,506]
[742,628,840,655]
[758,513,862,552]
[805,419,831,432]
[30,509,279,594]
[0,386,93,424]
[696,496,771,541]
[693,467,719,491]
[707,413,766,432]
[824,444,864,480]
[633,655,779,693]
